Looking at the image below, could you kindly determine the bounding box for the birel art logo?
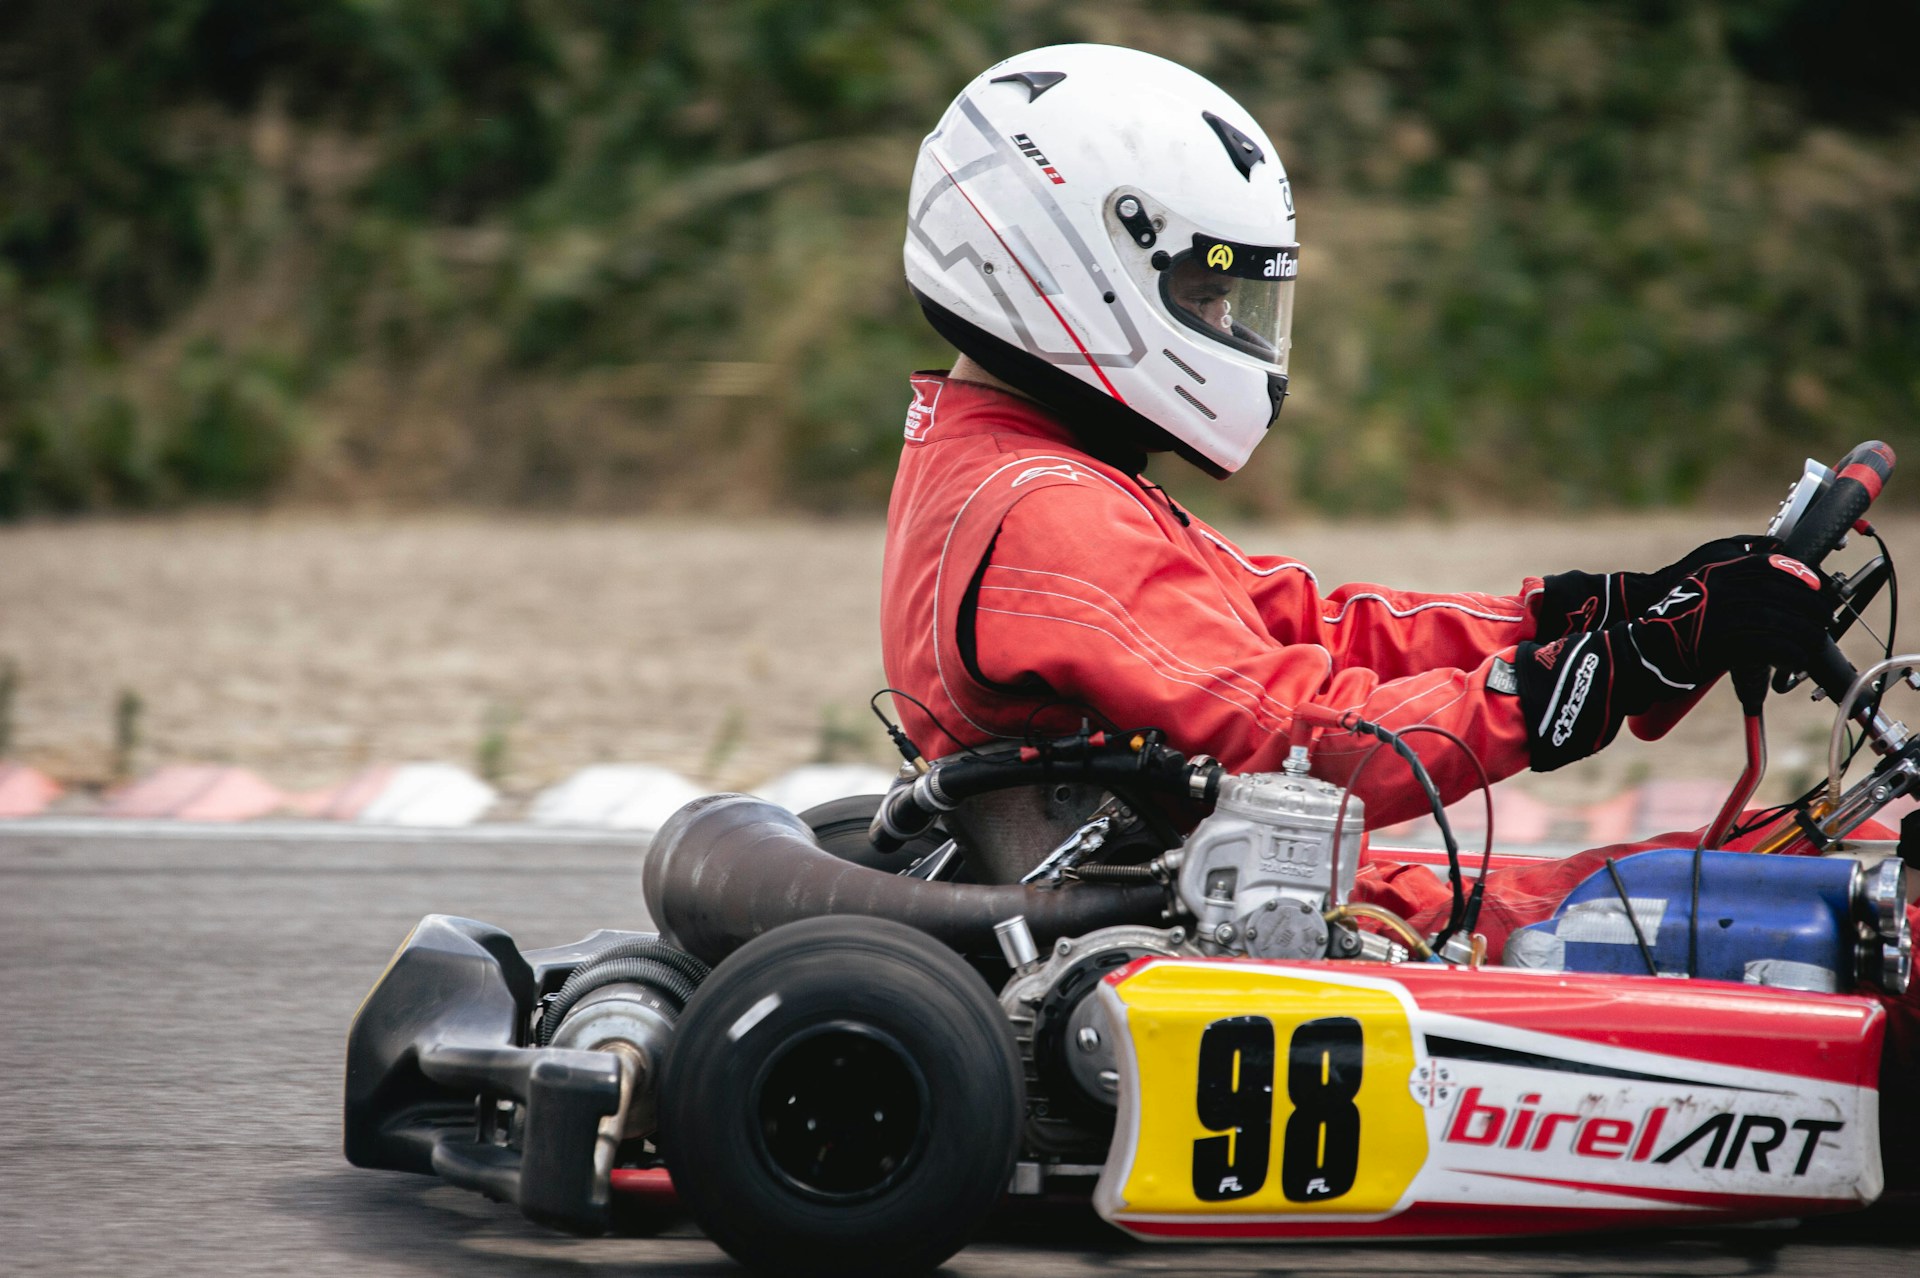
[1011,134,1065,184]
[1444,1087,1843,1175]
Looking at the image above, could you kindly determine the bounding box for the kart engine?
[1174,763,1366,960]
[993,765,1385,1162]
[998,922,1187,1158]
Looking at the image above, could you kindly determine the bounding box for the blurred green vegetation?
[2,0,1917,519]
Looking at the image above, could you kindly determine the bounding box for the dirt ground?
[1,510,1911,814]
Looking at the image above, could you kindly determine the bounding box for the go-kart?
[346,441,1916,1276]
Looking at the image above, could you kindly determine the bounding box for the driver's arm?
[1183,520,1544,683]
[970,485,1533,827]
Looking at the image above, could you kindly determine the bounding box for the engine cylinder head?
[1176,771,1358,956]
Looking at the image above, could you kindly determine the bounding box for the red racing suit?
[880,373,1544,829]
[880,374,1920,1158]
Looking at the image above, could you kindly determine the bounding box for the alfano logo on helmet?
[1196,236,1298,282]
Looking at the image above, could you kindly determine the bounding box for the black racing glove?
[1532,534,1781,643]
[1517,550,1831,770]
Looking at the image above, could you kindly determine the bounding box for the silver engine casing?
[1176,770,1360,959]
[998,923,1190,1158]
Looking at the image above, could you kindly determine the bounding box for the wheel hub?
[753,1024,928,1202]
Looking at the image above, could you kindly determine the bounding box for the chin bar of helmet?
[867,729,1224,853]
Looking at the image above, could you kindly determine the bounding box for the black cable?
[1391,724,1496,940]
[1871,528,1899,658]
[1603,857,1660,977]
[1377,731,1461,923]
[1018,697,1120,745]
[1137,477,1191,526]
[1328,718,1468,951]
[869,688,984,758]
[1687,844,1703,980]
[1726,723,1869,841]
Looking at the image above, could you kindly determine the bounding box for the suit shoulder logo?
[1012,463,1087,488]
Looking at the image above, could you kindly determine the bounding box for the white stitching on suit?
[982,568,1299,721]
[1195,528,1320,583]
[933,454,1160,738]
[1320,593,1525,625]
[973,606,1281,730]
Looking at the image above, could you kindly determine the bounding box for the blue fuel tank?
[1504,848,1862,991]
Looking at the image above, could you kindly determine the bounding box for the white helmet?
[904,44,1297,477]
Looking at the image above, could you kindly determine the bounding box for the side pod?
[343,914,628,1235]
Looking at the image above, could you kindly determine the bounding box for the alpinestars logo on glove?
[1551,652,1600,747]
[1769,555,1821,589]
[1562,597,1601,635]
[1647,585,1698,617]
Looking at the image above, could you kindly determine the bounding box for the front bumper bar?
[344,914,648,1234]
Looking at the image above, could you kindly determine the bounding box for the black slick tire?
[659,915,1023,1278]
[797,793,948,871]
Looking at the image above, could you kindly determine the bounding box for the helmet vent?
[1162,349,1207,385]
[990,70,1068,102]
[1174,385,1218,420]
[1202,110,1264,180]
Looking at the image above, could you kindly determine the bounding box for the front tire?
[659,916,1024,1277]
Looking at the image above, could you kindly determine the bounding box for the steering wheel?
[1771,441,1896,569]
[1628,440,1896,738]
[1765,440,1897,710]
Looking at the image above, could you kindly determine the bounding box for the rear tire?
[659,916,1023,1278]
[797,794,948,872]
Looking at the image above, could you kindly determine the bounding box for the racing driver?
[880,43,1865,955]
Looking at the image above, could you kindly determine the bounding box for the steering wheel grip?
[1779,441,1895,703]
[1629,441,1894,739]
[1784,440,1895,570]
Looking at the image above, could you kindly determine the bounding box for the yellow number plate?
[1105,961,1427,1217]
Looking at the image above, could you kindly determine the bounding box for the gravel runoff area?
[1,510,1912,814]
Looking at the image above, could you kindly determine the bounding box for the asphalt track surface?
[3,825,1916,1277]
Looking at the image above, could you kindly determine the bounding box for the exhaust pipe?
[641,794,1165,965]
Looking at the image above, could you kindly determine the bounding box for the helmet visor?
[1159,235,1297,366]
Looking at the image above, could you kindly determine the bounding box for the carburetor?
[1176,762,1361,959]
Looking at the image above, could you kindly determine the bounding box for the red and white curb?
[0,763,62,818]
[0,760,898,834]
[0,759,1903,846]
[526,764,707,832]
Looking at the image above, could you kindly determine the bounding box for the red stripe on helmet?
[932,154,1128,404]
